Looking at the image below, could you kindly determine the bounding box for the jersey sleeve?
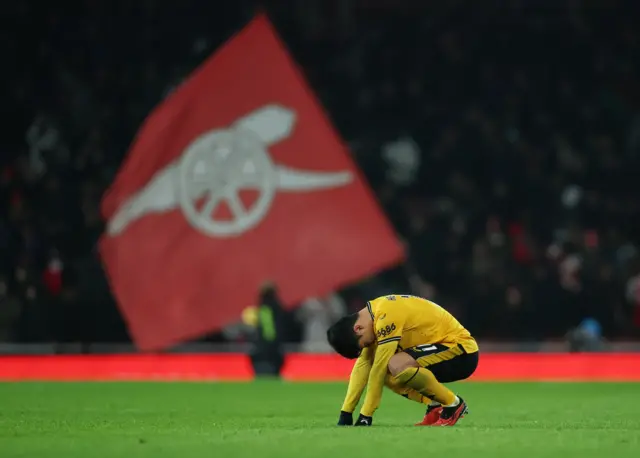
[340,346,374,413]
[360,303,406,417]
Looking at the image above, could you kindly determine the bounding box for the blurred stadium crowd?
[2,0,640,345]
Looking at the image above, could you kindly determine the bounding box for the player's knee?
[388,352,418,377]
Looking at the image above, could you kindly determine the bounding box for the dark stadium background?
[2,0,640,359]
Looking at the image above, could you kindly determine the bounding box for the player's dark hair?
[326,313,361,359]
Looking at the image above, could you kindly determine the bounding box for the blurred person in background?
[250,282,286,377]
[566,318,605,352]
[297,292,347,352]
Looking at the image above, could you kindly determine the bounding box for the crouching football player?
[326,294,479,426]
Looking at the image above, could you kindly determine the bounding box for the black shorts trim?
[404,344,451,359]
[404,344,479,383]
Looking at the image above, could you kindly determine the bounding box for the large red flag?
[99,14,404,351]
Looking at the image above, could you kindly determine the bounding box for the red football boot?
[414,404,443,426]
[433,397,468,426]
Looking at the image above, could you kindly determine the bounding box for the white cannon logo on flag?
[107,105,353,237]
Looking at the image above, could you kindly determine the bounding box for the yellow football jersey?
[368,294,478,354]
[341,294,478,417]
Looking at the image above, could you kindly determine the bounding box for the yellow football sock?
[395,367,456,406]
[385,374,431,405]
[405,389,431,405]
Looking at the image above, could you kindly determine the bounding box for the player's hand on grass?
[337,411,353,426]
[354,414,372,426]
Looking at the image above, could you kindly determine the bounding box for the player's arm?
[359,310,405,420]
[338,346,374,424]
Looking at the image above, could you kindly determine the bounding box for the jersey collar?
[366,301,374,320]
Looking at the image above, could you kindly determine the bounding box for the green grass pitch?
[0,381,639,457]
